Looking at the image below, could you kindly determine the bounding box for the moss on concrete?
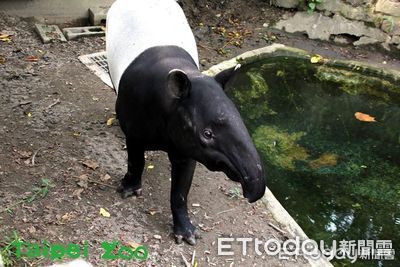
[315,66,397,102]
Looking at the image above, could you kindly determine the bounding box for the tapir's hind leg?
[117,138,144,198]
[168,152,201,245]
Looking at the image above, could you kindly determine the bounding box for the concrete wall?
[0,0,115,24]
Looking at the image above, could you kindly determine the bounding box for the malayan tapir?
[106,0,266,245]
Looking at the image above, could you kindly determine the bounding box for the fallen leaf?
[147,164,154,170]
[0,33,12,42]
[77,174,89,180]
[100,208,110,217]
[198,224,213,232]
[82,159,99,170]
[77,180,88,188]
[310,55,322,64]
[26,55,39,62]
[76,174,89,188]
[0,55,5,64]
[125,241,141,250]
[72,188,84,199]
[106,117,115,126]
[100,174,111,182]
[355,112,377,122]
[28,226,36,234]
[61,212,75,221]
[18,150,32,159]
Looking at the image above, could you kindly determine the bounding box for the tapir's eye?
[203,129,213,139]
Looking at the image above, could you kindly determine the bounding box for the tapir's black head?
[166,69,266,203]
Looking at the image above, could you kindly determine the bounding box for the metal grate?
[79,51,114,89]
[90,53,109,73]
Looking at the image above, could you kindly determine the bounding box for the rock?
[381,42,391,51]
[274,12,389,45]
[333,36,351,44]
[375,0,400,17]
[344,0,374,7]
[391,35,400,44]
[377,15,400,35]
[318,0,372,21]
[272,0,300,9]
[353,36,379,46]
[194,26,210,41]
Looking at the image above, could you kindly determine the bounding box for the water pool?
[224,46,400,266]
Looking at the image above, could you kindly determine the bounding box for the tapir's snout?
[218,144,266,203]
[239,158,266,203]
[241,174,266,203]
[205,148,266,203]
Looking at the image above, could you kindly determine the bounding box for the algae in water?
[252,125,309,170]
[231,69,276,122]
[224,52,400,266]
[309,153,339,170]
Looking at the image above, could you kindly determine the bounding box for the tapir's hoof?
[117,185,142,199]
[174,229,201,246]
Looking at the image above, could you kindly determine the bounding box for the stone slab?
[63,26,105,40]
[35,23,67,43]
[375,0,400,17]
[318,0,372,22]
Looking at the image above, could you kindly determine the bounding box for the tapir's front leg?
[168,152,200,245]
[117,138,144,198]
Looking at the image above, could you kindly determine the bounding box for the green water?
[226,55,400,266]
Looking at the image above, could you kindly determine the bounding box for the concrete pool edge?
[204,43,400,82]
[202,43,336,267]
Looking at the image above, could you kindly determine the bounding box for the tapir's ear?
[214,64,241,90]
[167,69,191,99]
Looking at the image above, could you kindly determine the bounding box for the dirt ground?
[1,0,399,266]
